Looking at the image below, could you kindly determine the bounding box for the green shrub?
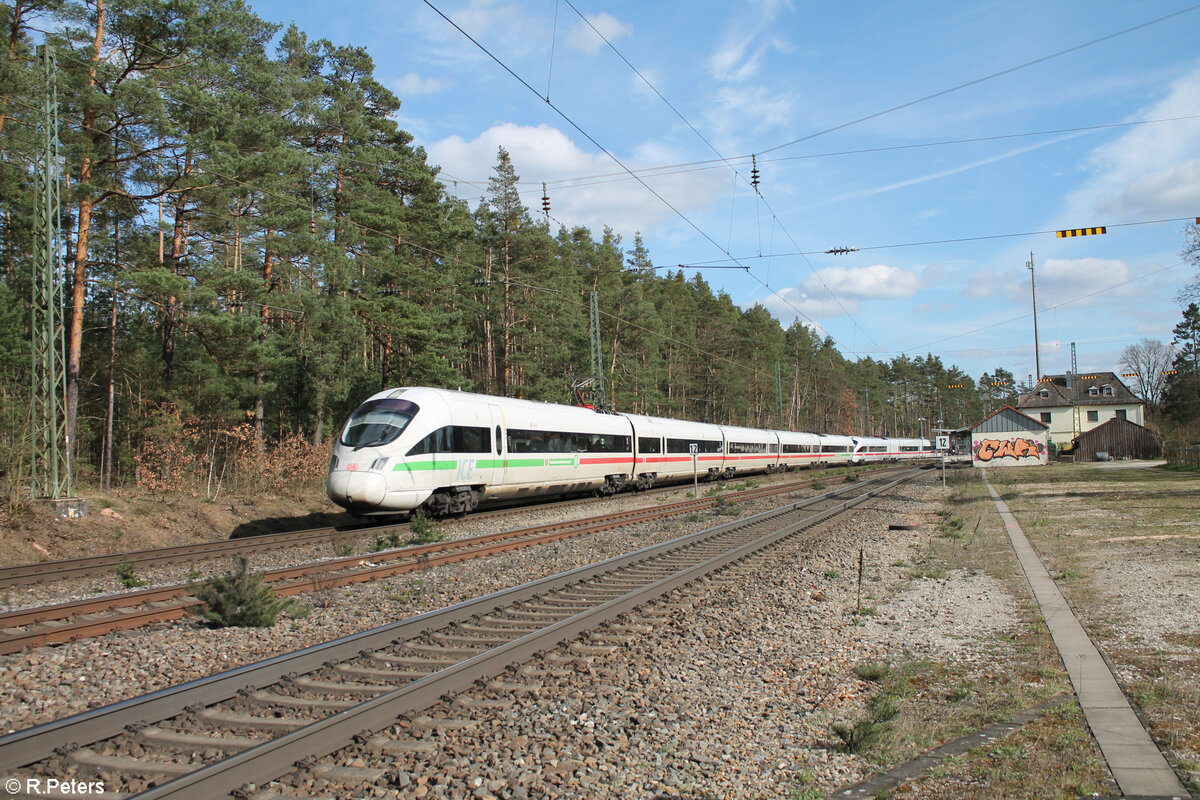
[854,662,890,682]
[115,559,146,588]
[407,511,444,544]
[369,530,403,552]
[193,556,291,628]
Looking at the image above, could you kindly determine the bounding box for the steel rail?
[0,470,915,776]
[0,471,887,651]
[0,466,899,588]
[135,469,916,799]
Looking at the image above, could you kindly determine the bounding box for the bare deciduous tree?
[1120,338,1175,407]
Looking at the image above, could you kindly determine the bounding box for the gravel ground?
[0,480,817,732]
[0,487,711,615]
[256,474,1020,799]
[2,472,1038,800]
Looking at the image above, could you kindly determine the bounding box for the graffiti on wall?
[973,437,1045,463]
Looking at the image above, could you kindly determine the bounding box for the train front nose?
[327,467,388,510]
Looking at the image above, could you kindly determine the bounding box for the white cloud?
[1016,257,1136,309]
[427,123,726,237]
[391,73,446,97]
[1063,66,1200,221]
[565,12,632,56]
[801,264,922,300]
[707,0,789,82]
[705,85,793,139]
[753,287,845,329]
[447,0,546,60]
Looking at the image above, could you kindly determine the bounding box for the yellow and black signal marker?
[1163,369,1178,375]
[948,383,965,389]
[1056,226,1106,238]
[1121,372,1137,377]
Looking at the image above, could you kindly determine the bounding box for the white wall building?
[1016,372,1145,450]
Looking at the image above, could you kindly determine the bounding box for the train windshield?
[340,398,419,449]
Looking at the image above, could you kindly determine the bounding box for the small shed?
[970,406,1049,468]
[1072,416,1161,461]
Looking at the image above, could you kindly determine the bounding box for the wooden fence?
[1164,447,1200,467]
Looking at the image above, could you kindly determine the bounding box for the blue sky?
[246,0,1200,386]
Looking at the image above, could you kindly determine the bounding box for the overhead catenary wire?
[421,0,874,356]
[756,3,1200,156]
[675,216,1200,266]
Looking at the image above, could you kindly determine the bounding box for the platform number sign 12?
[935,435,950,451]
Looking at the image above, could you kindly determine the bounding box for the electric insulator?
[750,155,760,191]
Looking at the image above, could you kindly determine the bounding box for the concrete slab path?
[982,473,1189,799]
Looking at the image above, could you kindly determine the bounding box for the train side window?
[638,436,661,453]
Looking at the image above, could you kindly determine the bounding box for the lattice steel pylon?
[30,45,73,501]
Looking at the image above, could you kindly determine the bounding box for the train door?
[486,404,506,492]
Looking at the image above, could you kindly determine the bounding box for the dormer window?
[1102,385,1114,396]
[1087,387,1099,397]
[1038,389,1050,399]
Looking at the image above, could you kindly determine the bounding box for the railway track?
[0,470,905,654]
[0,466,892,590]
[0,468,920,799]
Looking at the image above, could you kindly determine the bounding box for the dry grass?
[985,462,1200,794]
[852,466,1108,798]
[887,702,1105,800]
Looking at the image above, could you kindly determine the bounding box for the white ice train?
[326,386,934,516]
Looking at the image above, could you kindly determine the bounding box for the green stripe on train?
[393,461,457,472]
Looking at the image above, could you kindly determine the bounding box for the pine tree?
[1162,303,1200,424]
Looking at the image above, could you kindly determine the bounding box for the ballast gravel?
[1,473,1019,799]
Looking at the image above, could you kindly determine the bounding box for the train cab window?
[637,436,662,453]
[340,398,418,449]
[406,425,490,456]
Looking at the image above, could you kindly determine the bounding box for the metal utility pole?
[1070,342,1081,442]
[588,291,607,410]
[30,46,82,516]
[1027,252,1041,380]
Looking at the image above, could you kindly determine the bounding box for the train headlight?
[370,457,390,471]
